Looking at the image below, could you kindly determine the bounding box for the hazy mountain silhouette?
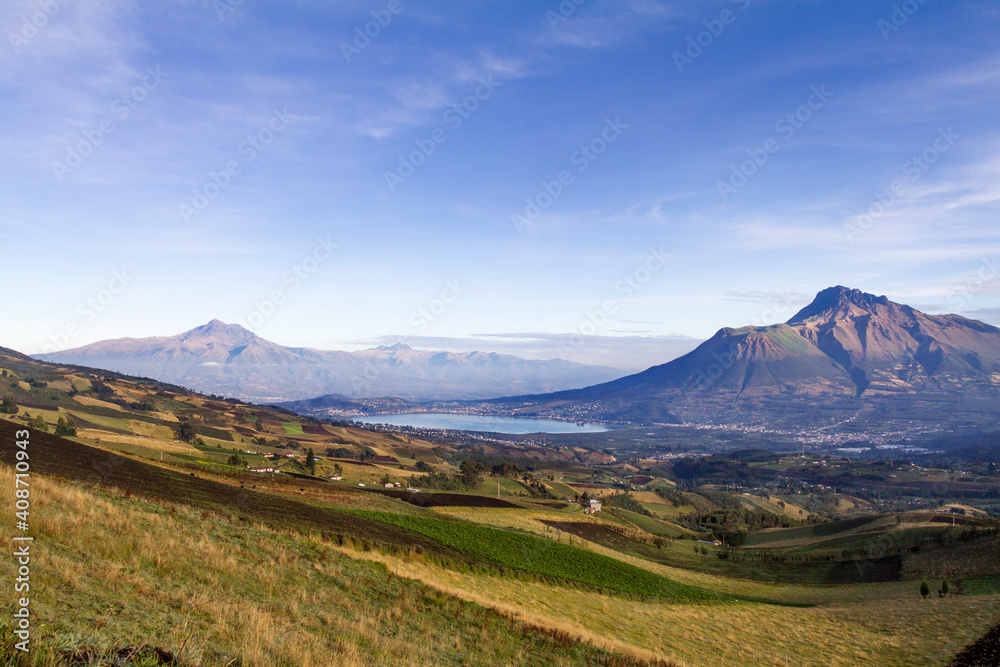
[34,320,624,402]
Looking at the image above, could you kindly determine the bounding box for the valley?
[1,344,998,665]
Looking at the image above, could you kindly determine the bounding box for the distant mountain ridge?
[33,321,625,402]
[487,287,1000,427]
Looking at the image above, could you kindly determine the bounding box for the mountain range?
[33,320,624,402]
[484,286,1000,428]
[28,287,1000,430]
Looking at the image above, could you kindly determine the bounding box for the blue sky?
[2,0,999,369]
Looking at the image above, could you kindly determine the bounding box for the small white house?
[329,475,342,481]
[589,499,602,512]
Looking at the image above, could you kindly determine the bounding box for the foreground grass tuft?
[0,625,190,666]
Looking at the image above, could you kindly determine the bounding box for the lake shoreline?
[354,412,610,435]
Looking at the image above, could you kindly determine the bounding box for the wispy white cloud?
[530,1,681,50]
[844,55,1000,127]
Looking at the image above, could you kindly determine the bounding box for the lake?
[354,413,610,434]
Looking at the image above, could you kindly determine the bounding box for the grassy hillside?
[0,466,669,667]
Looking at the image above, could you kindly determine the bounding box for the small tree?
[30,414,48,433]
[177,421,195,443]
[333,463,343,476]
[0,396,18,414]
[306,448,316,475]
[55,417,77,437]
[458,460,484,489]
[227,454,246,467]
[920,580,930,599]
[940,580,949,597]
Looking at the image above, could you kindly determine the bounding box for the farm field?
[339,546,1000,667]
[351,511,723,602]
[0,466,664,667]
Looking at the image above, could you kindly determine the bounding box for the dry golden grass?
[624,491,694,519]
[836,497,857,511]
[337,543,1000,667]
[630,491,670,505]
[71,395,125,411]
[75,429,198,453]
[1,467,649,666]
[741,494,813,520]
[120,419,178,441]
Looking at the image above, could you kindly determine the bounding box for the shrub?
[55,417,77,437]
